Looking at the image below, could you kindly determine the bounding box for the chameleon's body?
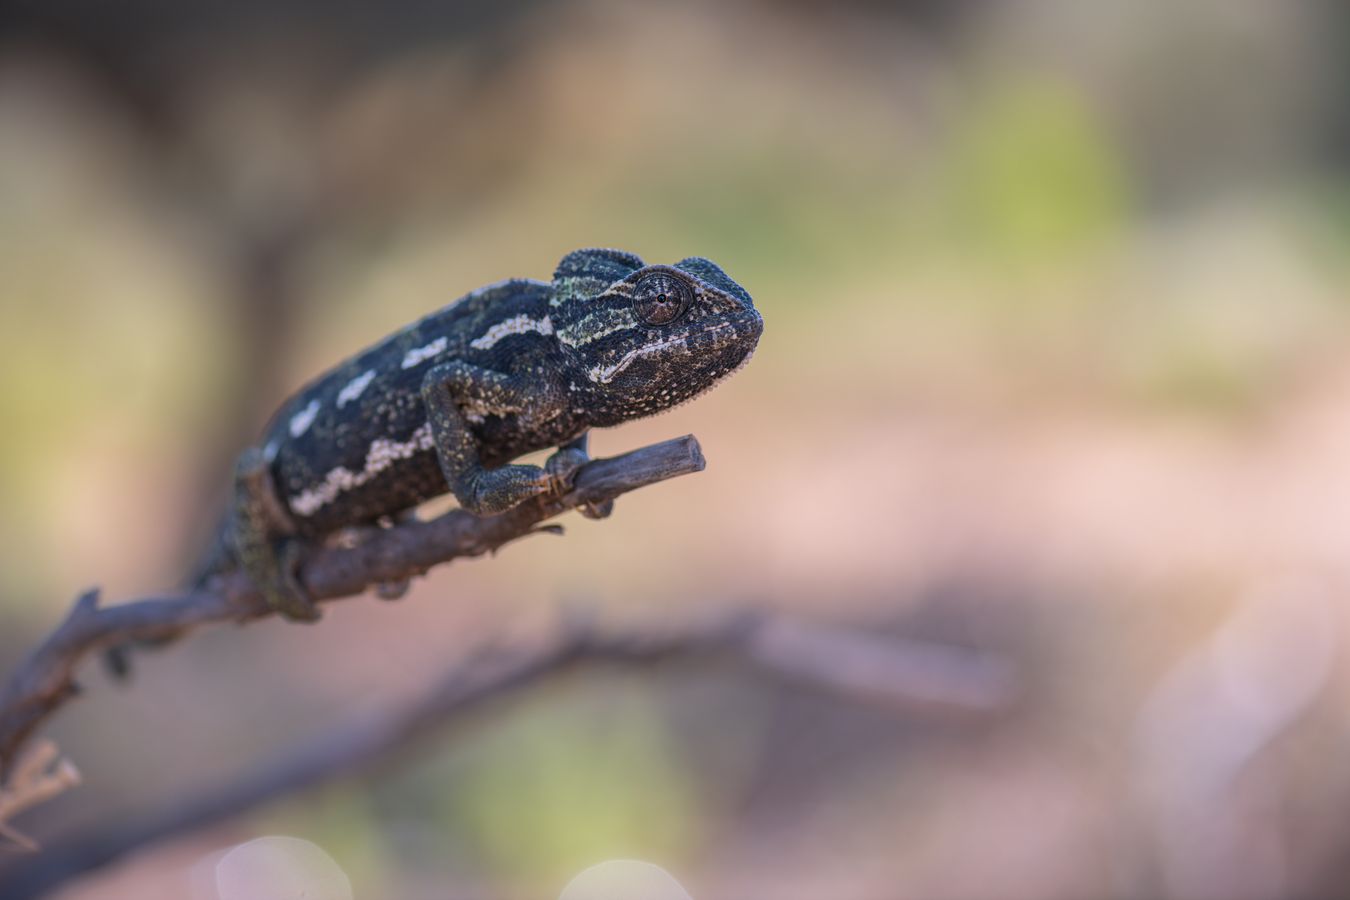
[218,248,762,620]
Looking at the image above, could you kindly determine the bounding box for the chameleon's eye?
[633,272,693,326]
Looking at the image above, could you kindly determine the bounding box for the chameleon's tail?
[105,516,235,680]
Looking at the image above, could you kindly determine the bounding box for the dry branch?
[0,611,1014,899]
[0,436,706,781]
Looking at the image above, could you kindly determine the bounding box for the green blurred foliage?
[448,683,696,888]
[337,681,699,893]
[943,76,1128,268]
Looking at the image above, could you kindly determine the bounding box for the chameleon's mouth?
[633,335,759,420]
[609,306,762,420]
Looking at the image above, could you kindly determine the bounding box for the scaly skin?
[216,248,763,620]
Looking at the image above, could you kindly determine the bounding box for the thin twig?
[0,741,81,853]
[0,612,1014,899]
[0,436,706,781]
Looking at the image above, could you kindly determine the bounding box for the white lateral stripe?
[289,399,321,438]
[558,311,632,347]
[401,337,448,369]
[585,322,735,384]
[289,423,436,517]
[587,335,687,384]
[336,369,377,408]
[470,314,553,350]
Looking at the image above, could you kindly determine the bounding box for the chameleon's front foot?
[451,434,613,519]
[455,464,553,515]
[232,447,322,622]
[545,433,613,520]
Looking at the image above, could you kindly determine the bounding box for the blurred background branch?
[0,611,1013,899]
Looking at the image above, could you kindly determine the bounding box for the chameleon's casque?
[217,248,762,620]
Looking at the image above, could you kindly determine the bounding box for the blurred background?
[2,0,1350,897]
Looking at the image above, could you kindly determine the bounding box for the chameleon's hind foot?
[240,532,321,621]
[232,446,321,622]
[265,539,322,621]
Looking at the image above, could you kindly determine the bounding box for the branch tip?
[683,434,706,472]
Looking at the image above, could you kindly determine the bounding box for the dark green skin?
[225,248,763,620]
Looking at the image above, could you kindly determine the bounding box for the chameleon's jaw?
[595,303,763,422]
[704,304,763,384]
[706,304,763,386]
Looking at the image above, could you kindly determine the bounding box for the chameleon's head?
[551,248,763,424]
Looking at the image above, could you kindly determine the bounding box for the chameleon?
[208,247,763,621]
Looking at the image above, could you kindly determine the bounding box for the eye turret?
[633,272,693,326]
